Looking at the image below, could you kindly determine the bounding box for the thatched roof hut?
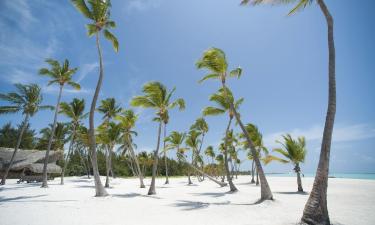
[0,147,62,177]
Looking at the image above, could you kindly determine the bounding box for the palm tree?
[197,47,273,200]
[115,109,145,188]
[185,129,201,184]
[165,131,187,182]
[98,97,122,178]
[241,0,335,222]
[39,122,70,151]
[266,134,307,192]
[71,0,119,197]
[190,117,209,181]
[0,83,52,185]
[59,98,87,184]
[131,81,185,195]
[203,88,242,192]
[204,145,215,165]
[97,122,121,188]
[39,58,79,188]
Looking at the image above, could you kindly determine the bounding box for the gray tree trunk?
[88,33,108,197]
[129,144,145,188]
[251,159,255,183]
[300,1,335,224]
[61,124,77,185]
[1,114,30,185]
[105,146,111,188]
[163,123,169,184]
[148,120,162,195]
[224,117,237,192]
[41,85,63,188]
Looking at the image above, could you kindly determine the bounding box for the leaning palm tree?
[241,0,335,222]
[39,58,79,188]
[98,97,122,177]
[165,131,187,182]
[59,98,88,185]
[190,117,209,181]
[197,47,273,200]
[0,84,53,185]
[131,81,185,195]
[204,145,215,165]
[71,0,119,197]
[265,134,307,192]
[203,88,242,192]
[115,109,145,188]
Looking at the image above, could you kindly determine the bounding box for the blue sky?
[0,0,374,173]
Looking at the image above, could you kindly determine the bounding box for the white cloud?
[263,123,375,148]
[0,0,37,31]
[43,85,93,95]
[125,0,162,13]
[1,69,41,84]
[77,62,99,82]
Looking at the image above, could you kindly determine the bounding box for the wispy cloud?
[263,123,375,148]
[43,85,93,95]
[125,0,162,13]
[0,0,37,31]
[77,62,99,82]
[1,69,42,84]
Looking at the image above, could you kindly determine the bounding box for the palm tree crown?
[203,87,243,118]
[98,97,122,121]
[273,134,307,165]
[59,98,87,126]
[39,58,80,89]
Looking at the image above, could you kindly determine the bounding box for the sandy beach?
[1,176,374,225]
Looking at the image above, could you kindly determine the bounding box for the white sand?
[1,176,374,225]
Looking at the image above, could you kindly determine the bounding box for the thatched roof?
[0,147,63,174]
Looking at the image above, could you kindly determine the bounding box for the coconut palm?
[204,145,215,165]
[190,117,209,181]
[197,47,273,200]
[97,121,121,188]
[98,97,122,177]
[265,134,307,192]
[165,131,187,182]
[0,83,53,185]
[115,109,145,188]
[203,88,242,192]
[59,98,87,184]
[241,0,335,221]
[71,0,119,197]
[131,81,185,195]
[38,58,79,188]
[39,122,70,151]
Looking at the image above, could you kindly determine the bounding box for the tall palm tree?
[203,88,242,192]
[98,97,122,177]
[265,134,307,192]
[0,84,52,185]
[59,98,87,184]
[71,0,119,197]
[190,117,209,181]
[197,47,273,200]
[115,109,145,188]
[241,0,335,222]
[165,131,187,182]
[131,81,185,195]
[39,58,79,188]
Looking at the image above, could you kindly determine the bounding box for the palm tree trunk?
[88,33,108,197]
[224,117,237,192]
[297,171,303,192]
[1,114,30,185]
[256,168,259,186]
[148,120,162,195]
[301,1,335,224]
[41,85,63,188]
[251,159,255,183]
[61,124,77,185]
[129,144,145,188]
[163,123,169,184]
[78,148,90,179]
[105,146,111,188]
[197,133,206,181]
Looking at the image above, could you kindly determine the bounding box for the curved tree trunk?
[148,120,162,195]
[61,124,76,185]
[221,81,273,200]
[163,123,169,184]
[224,117,237,192]
[88,33,108,197]
[42,85,63,188]
[1,114,30,185]
[301,1,335,224]
[129,144,145,188]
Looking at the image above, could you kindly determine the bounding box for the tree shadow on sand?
[0,194,77,204]
[112,193,141,198]
[191,191,232,198]
[172,200,231,210]
[274,191,309,195]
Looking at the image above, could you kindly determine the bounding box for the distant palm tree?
[203,88,242,192]
[190,117,209,181]
[165,131,187,182]
[116,109,145,188]
[197,47,273,200]
[241,0,335,222]
[71,0,119,197]
[39,58,79,187]
[39,122,70,151]
[98,97,122,178]
[265,134,307,192]
[59,98,87,184]
[204,145,215,165]
[0,83,52,185]
[185,129,201,185]
[131,81,185,195]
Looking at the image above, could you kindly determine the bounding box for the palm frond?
[71,0,93,19]
[104,29,119,52]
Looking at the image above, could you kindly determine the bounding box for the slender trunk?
[148,120,162,195]
[41,85,63,188]
[256,168,259,186]
[177,151,227,187]
[297,169,303,192]
[88,33,108,197]
[301,1,335,224]
[105,146,111,188]
[188,173,192,185]
[197,133,206,181]
[129,144,145,188]
[163,123,169,184]
[60,124,76,185]
[224,117,237,192]
[1,114,30,185]
[78,148,90,179]
[251,159,255,183]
